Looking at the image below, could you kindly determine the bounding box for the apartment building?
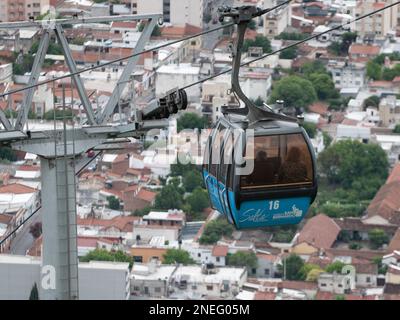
[1,0,50,22]
[137,0,203,28]
[263,0,291,38]
[355,0,398,38]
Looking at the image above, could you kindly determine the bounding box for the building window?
[366,277,371,283]
[133,286,140,291]
[216,257,220,262]
[264,269,270,276]
[155,287,161,293]
[206,285,213,291]
[198,253,201,257]
[251,268,256,274]
[321,283,327,287]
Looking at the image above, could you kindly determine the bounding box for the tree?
[131,206,151,217]
[163,249,195,265]
[43,109,73,121]
[394,124,400,134]
[323,131,332,148]
[242,35,271,53]
[325,261,346,273]
[253,96,264,106]
[366,61,382,80]
[182,170,203,192]
[199,219,234,245]
[227,251,258,269]
[300,60,327,78]
[276,32,308,41]
[363,95,380,109]
[279,47,297,59]
[308,73,339,100]
[177,113,207,132]
[382,65,400,81]
[302,122,317,138]
[298,263,321,280]
[29,283,39,300]
[29,222,42,239]
[154,184,184,210]
[170,158,196,176]
[318,140,389,190]
[278,254,304,280]
[107,196,121,210]
[306,268,324,282]
[138,22,161,36]
[368,229,389,249]
[269,76,317,110]
[186,188,209,213]
[81,249,132,265]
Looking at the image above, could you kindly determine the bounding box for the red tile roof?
[386,163,400,184]
[111,21,137,29]
[161,24,202,38]
[136,189,156,202]
[349,44,380,56]
[280,280,318,291]
[309,102,329,116]
[77,237,98,248]
[254,291,276,300]
[212,245,229,257]
[366,181,400,224]
[298,214,341,249]
[388,228,400,252]
[0,183,37,194]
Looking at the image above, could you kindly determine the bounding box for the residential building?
[0,254,130,300]
[1,0,50,22]
[253,252,281,278]
[183,243,229,267]
[142,210,186,229]
[318,272,355,294]
[379,95,400,127]
[348,44,381,62]
[355,0,398,38]
[137,0,203,28]
[263,0,291,38]
[155,63,201,100]
[327,60,366,90]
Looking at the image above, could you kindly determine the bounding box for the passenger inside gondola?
[278,146,308,184]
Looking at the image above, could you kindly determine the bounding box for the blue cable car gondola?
[202,6,318,229]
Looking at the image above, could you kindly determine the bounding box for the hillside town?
[0,0,400,300]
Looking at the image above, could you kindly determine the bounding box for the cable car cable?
[0,0,292,99]
[180,0,400,91]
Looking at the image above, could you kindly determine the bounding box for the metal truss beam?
[97,17,158,124]
[15,30,50,130]
[0,14,162,29]
[54,24,96,125]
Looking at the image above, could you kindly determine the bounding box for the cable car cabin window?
[240,133,313,189]
[209,124,227,176]
[219,130,234,185]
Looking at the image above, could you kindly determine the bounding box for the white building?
[156,63,201,100]
[137,0,203,27]
[318,272,355,294]
[355,0,398,38]
[182,243,228,267]
[327,60,366,90]
[263,0,291,38]
[0,254,130,300]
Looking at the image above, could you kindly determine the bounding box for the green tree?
[278,254,304,280]
[269,76,317,110]
[242,35,271,53]
[302,122,317,138]
[163,249,195,265]
[183,170,203,192]
[363,95,380,109]
[366,61,382,80]
[131,207,151,217]
[306,268,324,282]
[279,47,297,59]
[43,109,73,121]
[253,96,264,106]
[154,184,184,210]
[170,159,196,176]
[394,124,400,134]
[318,140,389,189]
[368,229,389,249]
[300,60,327,78]
[81,249,132,266]
[308,73,339,100]
[186,188,209,213]
[335,294,346,300]
[29,283,39,300]
[227,251,258,269]
[323,131,332,148]
[107,196,120,210]
[199,219,234,245]
[177,113,207,132]
[325,261,346,273]
[276,32,308,41]
[382,65,400,81]
[138,22,161,36]
[298,263,321,280]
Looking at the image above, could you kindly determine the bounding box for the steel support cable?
[180,1,400,91]
[0,0,291,99]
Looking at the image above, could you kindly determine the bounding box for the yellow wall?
[130,247,168,263]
